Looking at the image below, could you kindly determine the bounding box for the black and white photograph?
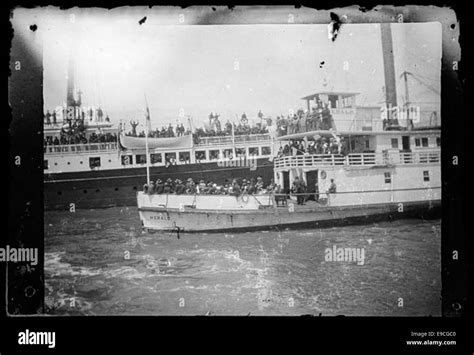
[18,6,444,316]
[5,4,471,352]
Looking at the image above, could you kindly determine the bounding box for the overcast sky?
[12,8,442,129]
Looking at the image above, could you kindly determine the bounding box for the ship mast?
[144,94,151,185]
[402,70,410,123]
[66,53,81,121]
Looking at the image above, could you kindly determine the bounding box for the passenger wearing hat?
[247,179,256,194]
[221,183,229,195]
[148,181,155,195]
[291,176,306,205]
[197,179,206,194]
[175,179,186,195]
[255,176,264,192]
[155,179,164,194]
[231,179,241,197]
[208,182,217,195]
[241,179,249,194]
[265,178,275,193]
[143,183,149,193]
[186,178,196,194]
[163,178,173,194]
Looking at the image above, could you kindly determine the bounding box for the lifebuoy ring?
[320,170,327,179]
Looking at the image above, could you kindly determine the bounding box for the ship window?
[195,150,207,161]
[115,187,119,191]
[223,148,233,158]
[121,155,133,165]
[415,138,421,147]
[165,153,177,164]
[261,146,271,155]
[391,138,398,149]
[136,154,147,164]
[423,171,430,182]
[89,157,101,169]
[108,159,112,163]
[67,162,71,165]
[384,172,391,184]
[421,138,429,147]
[436,137,441,147]
[179,151,190,163]
[54,162,58,166]
[133,186,137,190]
[209,150,219,160]
[365,140,370,149]
[80,161,83,164]
[249,147,259,156]
[83,190,88,194]
[44,160,48,170]
[150,153,162,164]
[235,148,246,157]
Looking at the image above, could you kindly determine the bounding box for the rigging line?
[398,70,438,84]
[400,72,440,96]
[413,72,439,83]
[411,75,440,96]
[400,47,441,72]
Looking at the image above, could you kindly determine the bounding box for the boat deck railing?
[44,142,118,155]
[272,185,441,207]
[195,133,271,146]
[274,150,440,169]
[277,118,386,137]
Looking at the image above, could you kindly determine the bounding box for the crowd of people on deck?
[126,122,189,138]
[44,132,117,148]
[125,111,270,140]
[44,104,337,150]
[277,137,348,158]
[290,176,337,205]
[143,176,280,196]
[196,111,270,137]
[274,101,333,136]
[142,175,338,206]
[43,108,110,125]
[44,106,117,148]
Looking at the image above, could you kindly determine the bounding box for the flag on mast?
[145,98,151,134]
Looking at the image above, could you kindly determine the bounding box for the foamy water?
[45,207,441,316]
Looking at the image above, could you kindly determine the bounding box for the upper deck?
[195,133,271,147]
[277,91,424,137]
[273,128,441,172]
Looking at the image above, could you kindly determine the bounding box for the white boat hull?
[137,192,441,232]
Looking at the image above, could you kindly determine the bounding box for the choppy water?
[44,207,441,316]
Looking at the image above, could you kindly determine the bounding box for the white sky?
[12,8,442,128]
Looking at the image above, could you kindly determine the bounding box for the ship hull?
[44,159,274,210]
[138,200,441,233]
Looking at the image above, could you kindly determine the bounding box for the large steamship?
[44,24,441,214]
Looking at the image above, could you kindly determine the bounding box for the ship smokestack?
[380,23,397,109]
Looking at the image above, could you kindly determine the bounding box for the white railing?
[196,133,271,146]
[279,118,386,136]
[274,150,440,169]
[44,142,118,155]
